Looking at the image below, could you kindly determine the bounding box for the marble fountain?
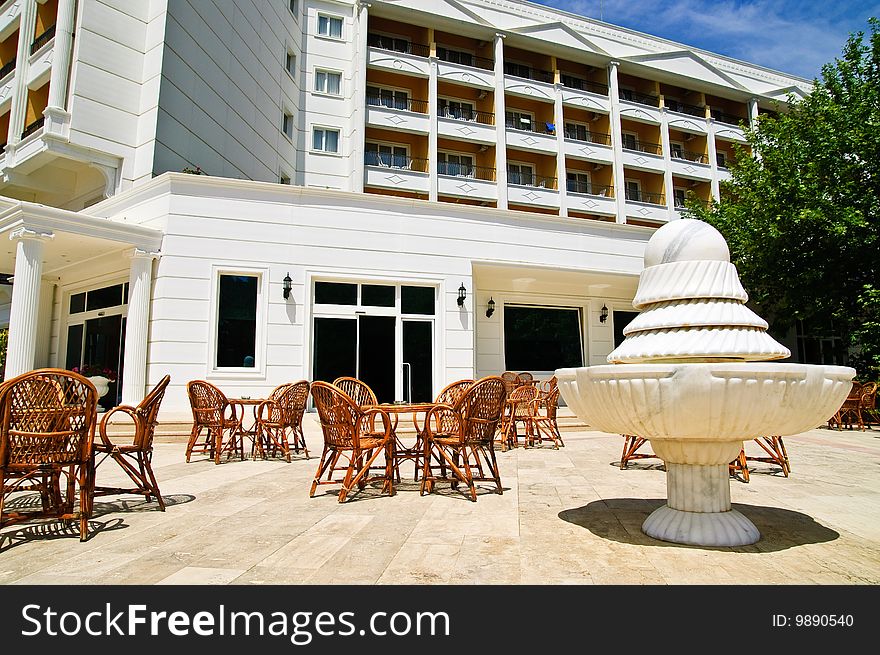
[556,219,855,547]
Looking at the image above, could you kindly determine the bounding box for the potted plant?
[71,365,117,411]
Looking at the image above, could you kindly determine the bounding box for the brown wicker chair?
[859,382,878,428]
[309,381,394,502]
[93,375,171,509]
[408,379,474,480]
[499,384,539,449]
[185,380,244,464]
[517,372,534,384]
[254,381,311,461]
[332,376,377,406]
[620,434,658,469]
[828,381,864,430]
[500,371,521,395]
[0,369,98,541]
[531,385,564,448]
[420,376,507,501]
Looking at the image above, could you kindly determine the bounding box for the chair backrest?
[281,380,311,429]
[132,375,171,449]
[848,381,863,399]
[431,379,475,434]
[542,386,560,419]
[518,372,534,383]
[310,381,362,449]
[500,371,521,394]
[861,384,877,410]
[332,377,377,407]
[451,376,507,445]
[0,368,98,468]
[187,380,230,428]
[508,384,539,416]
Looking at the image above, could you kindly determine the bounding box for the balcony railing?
[504,63,553,84]
[508,173,557,189]
[21,116,45,139]
[713,110,747,127]
[625,190,665,205]
[367,34,431,58]
[560,75,608,96]
[505,119,557,135]
[366,95,428,113]
[671,149,708,164]
[437,47,494,71]
[439,107,494,125]
[619,89,660,107]
[438,163,495,181]
[30,24,55,54]
[564,128,612,146]
[365,152,429,172]
[623,140,662,156]
[665,99,706,118]
[0,58,16,79]
[566,181,614,197]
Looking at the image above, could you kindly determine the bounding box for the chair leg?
[310,447,336,497]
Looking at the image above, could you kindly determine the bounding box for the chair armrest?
[423,403,461,440]
[98,405,139,447]
[359,407,392,441]
[255,399,280,423]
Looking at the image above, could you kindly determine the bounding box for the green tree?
[689,18,880,378]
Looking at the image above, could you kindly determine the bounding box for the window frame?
[311,125,341,154]
[282,110,294,140]
[365,141,410,168]
[621,131,639,151]
[507,161,535,186]
[624,178,642,201]
[285,49,296,79]
[314,68,343,96]
[288,0,298,20]
[366,84,411,110]
[437,150,475,177]
[566,170,591,194]
[316,13,344,40]
[209,266,268,378]
[505,109,535,132]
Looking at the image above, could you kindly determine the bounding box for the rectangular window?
[315,281,357,305]
[280,173,291,184]
[564,122,589,142]
[365,142,408,168]
[504,61,531,79]
[315,69,341,95]
[505,110,533,131]
[282,112,294,139]
[439,99,474,121]
[86,284,125,311]
[401,286,435,315]
[70,292,86,314]
[317,14,343,39]
[625,180,641,201]
[504,306,583,371]
[673,188,686,207]
[288,0,298,16]
[670,142,684,159]
[436,47,473,67]
[217,274,258,368]
[361,284,395,307]
[285,52,296,77]
[716,151,728,168]
[621,132,638,151]
[313,127,339,153]
[507,163,534,186]
[438,152,473,177]
[366,85,408,110]
[566,172,591,195]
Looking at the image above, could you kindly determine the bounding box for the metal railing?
[665,99,706,118]
[508,173,557,190]
[364,152,429,172]
[563,128,612,146]
[438,163,496,181]
[560,75,608,96]
[30,24,55,54]
[366,34,431,58]
[619,89,660,107]
[623,140,663,156]
[566,181,614,197]
[504,63,553,83]
[713,110,746,126]
[366,95,429,113]
[625,190,665,205]
[21,116,45,139]
[0,58,16,79]
[437,47,494,71]
[439,108,494,125]
[671,149,708,164]
[505,119,557,135]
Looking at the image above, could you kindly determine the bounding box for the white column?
[428,55,438,202]
[46,0,76,110]
[5,227,54,379]
[553,73,567,216]
[607,61,626,224]
[121,248,159,405]
[659,107,676,217]
[6,0,37,147]
[493,33,508,210]
[707,120,720,201]
[747,97,759,129]
[351,1,370,193]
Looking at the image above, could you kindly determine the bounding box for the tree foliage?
[689,18,880,378]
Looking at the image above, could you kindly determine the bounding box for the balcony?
[21,116,44,140]
[621,140,665,172]
[436,50,494,89]
[505,120,557,154]
[0,57,15,80]
[563,129,613,164]
[566,182,616,216]
[561,75,608,97]
[365,95,430,134]
[508,174,559,209]
[619,90,662,123]
[504,64,555,102]
[438,47,493,71]
[437,109,496,144]
[625,189,668,222]
[367,35,430,77]
[30,24,55,54]
[665,99,706,118]
[437,164,497,200]
[561,75,611,113]
[669,149,712,180]
[713,110,746,127]
[364,154,429,194]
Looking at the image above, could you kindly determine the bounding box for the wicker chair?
[619,435,658,469]
[185,380,244,464]
[500,371,521,395]
[332,376,377,406]
[860,383,878,428]
[420,376,507,501]
[254,381,311,461]
[499,384,539,449]
[828,381,863,430]
[309,381,394,502]
[409,379,474,480]
[531,384,564,448]
[517,372,534,384]
[0,369,98,541]
[93,375,171,509]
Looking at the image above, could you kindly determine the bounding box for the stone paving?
[2,415,879,585]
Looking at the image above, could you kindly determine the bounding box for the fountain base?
[643,505,759,547]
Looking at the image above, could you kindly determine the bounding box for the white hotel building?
[0,0,810,417]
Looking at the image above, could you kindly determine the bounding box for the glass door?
[403,320,433,403]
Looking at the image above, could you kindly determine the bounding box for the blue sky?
[532,1,878,80]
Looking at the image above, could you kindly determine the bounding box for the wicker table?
[229,397,267,458]
[369,402,438,481]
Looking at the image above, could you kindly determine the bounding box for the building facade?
[0,0,810,418]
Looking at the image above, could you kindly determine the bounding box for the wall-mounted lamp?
[600,303,608,323]
[283,272,292,300]
[486,297,495,318]
[457,283,467,307]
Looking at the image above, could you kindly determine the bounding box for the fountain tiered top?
[607,219,790,364]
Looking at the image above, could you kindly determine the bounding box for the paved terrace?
[2,412,879,585]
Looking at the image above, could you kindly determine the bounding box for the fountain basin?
[556,362,855,546]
